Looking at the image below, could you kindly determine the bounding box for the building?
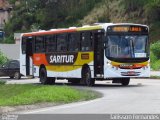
[0,0,12,30]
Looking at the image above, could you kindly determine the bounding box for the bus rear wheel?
[121,78,130,86]
[40,67,55,85]
[82,66,95,86]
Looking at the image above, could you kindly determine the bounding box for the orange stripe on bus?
[33,54,49,65]
[23,29,76,37]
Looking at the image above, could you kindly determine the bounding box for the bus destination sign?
[108,26,148,33]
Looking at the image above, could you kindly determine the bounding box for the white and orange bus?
[20,23,150,86]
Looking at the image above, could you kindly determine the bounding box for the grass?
[150,42,160,71]
[150,75,160,79]
[0,84,99,106]
[0,80,6,85]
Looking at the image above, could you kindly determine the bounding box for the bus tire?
[82,66,95,86]
[40,67,50,85]
[121,78,130,86]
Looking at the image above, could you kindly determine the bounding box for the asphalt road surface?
[1,77,159,114]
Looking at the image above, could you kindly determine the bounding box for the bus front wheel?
[121,78,130,86]
[82,66,95,86]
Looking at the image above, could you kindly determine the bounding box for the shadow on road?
[33,82,143,89]
[1,77,144,88]
[0,77,34,81]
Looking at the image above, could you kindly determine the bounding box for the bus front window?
[105,35,149,58]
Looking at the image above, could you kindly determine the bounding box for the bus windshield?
[105,35,149,58]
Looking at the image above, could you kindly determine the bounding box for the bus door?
[93,30,104,77]
[21,37,34,76]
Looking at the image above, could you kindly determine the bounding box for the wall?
[0,44,20,60]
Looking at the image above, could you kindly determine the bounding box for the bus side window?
[22,37,26,54]
[46,35,56,53]
[35,36,45,53]
[68,33,80,52]
[57,34,67,52]
[81,32,92,51]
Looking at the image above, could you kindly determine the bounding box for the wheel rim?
[15,72,19,79]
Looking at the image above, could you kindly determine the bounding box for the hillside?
[3,0,160,43]
[80,0,160,42]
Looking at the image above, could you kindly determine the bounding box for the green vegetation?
[3,0,160,43]
[2,0,160,70]
[150,41,160,70]
[0,80,6,85]
[150,75,160,79]
[0,51,8,65]
[0,84,99,106]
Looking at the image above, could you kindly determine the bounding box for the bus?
[20,23,150,86]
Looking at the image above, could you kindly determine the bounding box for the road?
[1,77,158,114]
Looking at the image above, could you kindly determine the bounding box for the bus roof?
[23,29,76,37]
[77,25,102,31]
[22,25,102,37]
[22,23,148,37]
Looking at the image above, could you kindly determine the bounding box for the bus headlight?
[112,66,118,70]
[143,67,146,70]
[107,61,112,67]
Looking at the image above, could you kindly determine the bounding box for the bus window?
[68,33,80,52]
[35,36,45,53]
[81,32,92,51]
[46,35,56,53]
[22,36,33,55]
[57,34,67,52]
[22,37,26,54]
